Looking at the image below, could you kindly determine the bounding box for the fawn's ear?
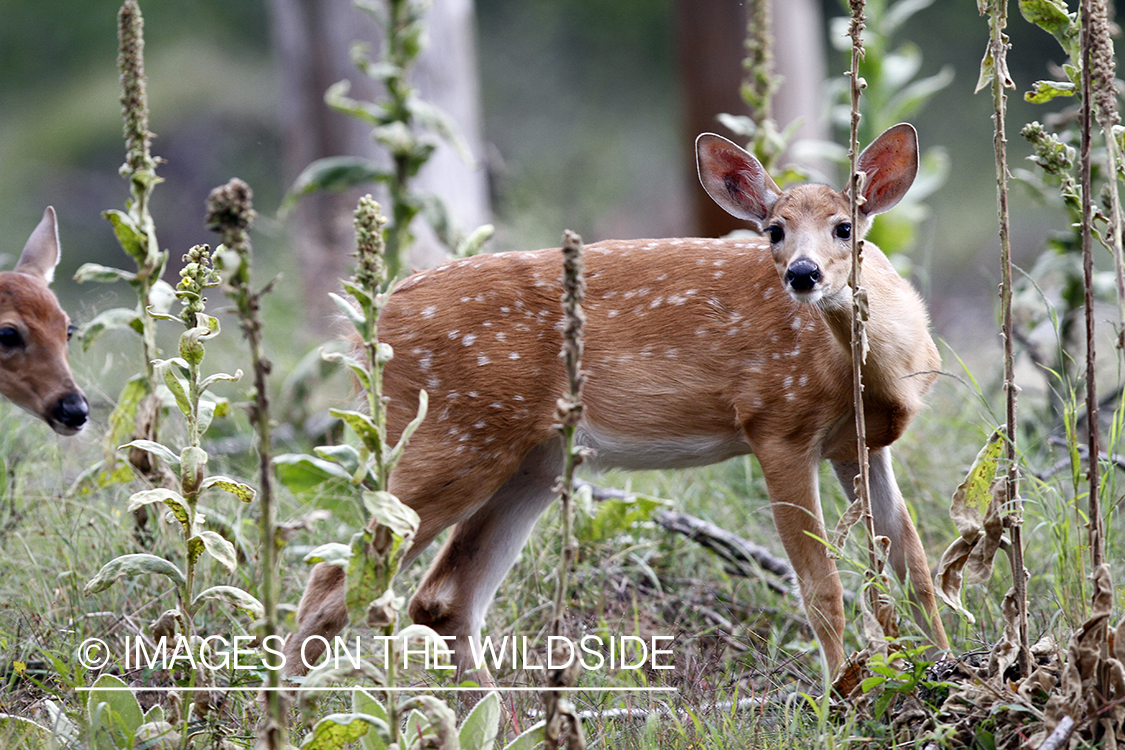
[696,133,782,231]
[15,207,61,284]
[855,123,918,217]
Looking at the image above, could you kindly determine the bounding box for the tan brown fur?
[287,124,949,680]
[0,208,87,435]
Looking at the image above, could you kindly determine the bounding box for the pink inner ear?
[857,126,917,215]
[698,137,775,224]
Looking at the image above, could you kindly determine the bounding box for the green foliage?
[1009,0,1122,414]
[83,247,261,713]
[860,647,948,720]
[84,674,175,750]
[827,0,953,257]
[280,0,493,281]
[298,690,541,750]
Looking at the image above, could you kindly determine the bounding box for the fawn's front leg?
[754,440,847,675]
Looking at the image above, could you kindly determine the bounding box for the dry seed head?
[1091,0,1120,128]
[354,195,388,291]
[205,178,257,247]
[118,1,157,178]
[556,230,586,429]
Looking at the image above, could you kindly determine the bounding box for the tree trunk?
[676,0,827,238]
[269,0,489,332]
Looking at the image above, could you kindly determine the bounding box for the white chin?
[786,287,824,305]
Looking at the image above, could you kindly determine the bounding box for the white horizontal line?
[77,686,678,693]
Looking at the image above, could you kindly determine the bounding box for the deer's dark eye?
[766,225,784,244]
[67,324,78,342]
[835,222,852,240]
[0,327,22,349]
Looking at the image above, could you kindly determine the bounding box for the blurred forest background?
[0,0,1073,380]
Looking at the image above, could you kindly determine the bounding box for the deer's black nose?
[51,391,89,432]
[785,259,821,292]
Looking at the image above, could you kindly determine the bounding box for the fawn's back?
[379,235,932,481]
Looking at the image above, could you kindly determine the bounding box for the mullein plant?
[291,200,547,750]
[74,1,175,496]
[543,231,588,750]
[282,0,492,277]
[84,246,259,728]
[205,179,288,750]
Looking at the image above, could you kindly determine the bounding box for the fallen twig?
[1038,715,1076,750]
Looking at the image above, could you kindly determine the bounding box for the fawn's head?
[696,123,918,308]
[0,208,88,435]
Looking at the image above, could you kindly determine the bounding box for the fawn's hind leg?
[408,439,563,685]
[831,447,949,651]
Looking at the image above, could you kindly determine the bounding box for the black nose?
[52,391,89,431]
[785,259,821,292]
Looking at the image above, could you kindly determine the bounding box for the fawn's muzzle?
[785,258,821,292]
[50,391,89,434]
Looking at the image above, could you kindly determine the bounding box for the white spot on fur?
[462,333,477,346]
[509,352,521,360]
[422,305,437,318]
[478,354,491,366]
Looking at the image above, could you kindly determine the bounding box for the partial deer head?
[0,207,88,434]
[696,123,918,308]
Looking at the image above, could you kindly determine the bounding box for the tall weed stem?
[982,0,1030,675]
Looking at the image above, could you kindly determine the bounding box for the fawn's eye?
[766,225,784,244]
[67,324,78,342]
[0,327,22,349]
[835,222,852,240]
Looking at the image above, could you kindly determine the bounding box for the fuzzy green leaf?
[321,349,372,394]
[196,530,237,572]
[125,487,190,533]
[119,439,181,468]
[105,375,151,463]
[201,475,256,503]
[274,453,353,496]
[192,585,264,620]
[199,370,243,392]
[154,359,191,416]
[282,156,388,215]
[455,223,495,258]
[84,554,186,594]
[459,691,501,750]
[303,542,352,568]
[501,721,545,750]
[353,691,390,750]
[86,673,144,750]
[315,444,363,477]
[1025,79,1076,103]
[73,264,137,285]
[329,292,367,330]
[386,390,428,472]
[1019,0,1078,58]
[102,209,147,264]
[331,409,383,454]
[300,713,380,750]
[363,491,420,541]
[78,307,143,352]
